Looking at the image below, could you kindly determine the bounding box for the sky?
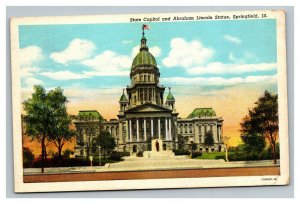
[19,19,278,148]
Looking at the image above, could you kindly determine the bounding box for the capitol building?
[73,31,224,156]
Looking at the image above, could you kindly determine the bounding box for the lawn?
[194,152,231,160]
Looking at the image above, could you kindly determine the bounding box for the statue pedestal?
[151,139,163,152]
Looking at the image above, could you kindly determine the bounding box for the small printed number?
[261,14,267,18]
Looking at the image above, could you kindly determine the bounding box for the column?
[174,120,177,142]
[169,118,172,140]
[158,118,161,140]
[136,119,139,141]
[125,120,129,143]
[142,88,145,102]
[217,126,219,142]
[165,118,168,140]
[151,118,153,138]
[144,118,146,140]
[129,119,132,142]
[83,128,87,143]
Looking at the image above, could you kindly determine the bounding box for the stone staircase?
[123,150,190,161]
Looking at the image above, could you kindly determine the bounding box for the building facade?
[74,31,224,157]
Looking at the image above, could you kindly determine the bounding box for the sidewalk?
[23,158,279,175]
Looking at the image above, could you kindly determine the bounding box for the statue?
[155,140,159,152]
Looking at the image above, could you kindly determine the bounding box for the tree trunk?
[41,137,45,173]
[58,145,62,158]
[271,139,277,164]
[44,145,47,161]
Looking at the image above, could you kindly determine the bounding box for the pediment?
[125,103,172,113]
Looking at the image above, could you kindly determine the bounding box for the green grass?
[194,152,230,160]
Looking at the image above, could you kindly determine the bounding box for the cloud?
[40,71,88,80]
[161,75,277,87]
[50,38,96,65]
[19,46,44,88]
[224,35,241,44]
[150,46,161,57]
[162,38,214,68]
[24,77,43,88]
[19,46,43,67]
[122,40,133,44]
[187,62,277,75]
[131,45,161,57]
[81,50,131,76]
[42,48,134,79]
[20,67,41,77]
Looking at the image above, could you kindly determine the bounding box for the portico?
[127,116,173,142]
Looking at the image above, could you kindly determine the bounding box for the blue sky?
[19,19,278,97]
[18,19,279,145]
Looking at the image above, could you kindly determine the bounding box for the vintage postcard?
[10,10,289,193]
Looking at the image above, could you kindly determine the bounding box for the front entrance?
[133,145,137,153]
[163,143,166,151]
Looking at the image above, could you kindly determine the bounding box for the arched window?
[185,125,188,133]
[189,124,193,133]
[86,128,90,136]
[111,126,115,136]
[148,75,150,82]
[198,125,202,135]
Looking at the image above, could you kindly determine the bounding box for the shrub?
[136,151,144,157]
[63,149,74,158]
[227,143,280,161]
[23,147,35,168]
[109,151,130,161]
[173,149,191,155]
[118,151,130,157]
[109,152,121,161]
[191,151,202,158]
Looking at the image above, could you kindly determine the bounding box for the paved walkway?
[24,152,279,175]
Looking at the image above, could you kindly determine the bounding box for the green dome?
[167,92,175,101]
[120,93,128,102]
[187,108,216,118]
[131,50,157,69]
[78,110,104,120]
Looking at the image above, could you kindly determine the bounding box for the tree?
[23,147,35,168]
[204,130,214,147]
[190,142,197,154]
[240,90,278,163]
[93,131,116,158]
[49,116,75,158]
[23,85,54,173]
[241,133,266,159]
[177,134,188,150]
[48,89,76,158]
[23,86,71,172]
[146,136,152,151]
